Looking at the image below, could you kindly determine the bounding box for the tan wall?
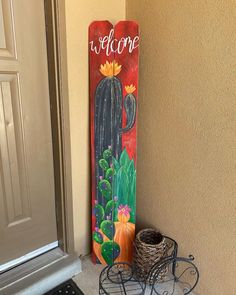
[127,1,236,294]
[64,0,126,255]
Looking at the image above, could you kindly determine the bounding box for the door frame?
[44,0,74,255]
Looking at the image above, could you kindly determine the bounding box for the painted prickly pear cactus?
[89,21,139,265]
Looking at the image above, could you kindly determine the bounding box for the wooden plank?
[112,20,139,263]
[89,21,139,265]
[89,20,114,264]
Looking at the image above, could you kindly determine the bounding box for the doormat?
[44,279,84,295]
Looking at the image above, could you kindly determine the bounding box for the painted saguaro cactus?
[89,21,139,265]
[95,62,137,162]
[95,61,137,205]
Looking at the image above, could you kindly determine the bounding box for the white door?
[0,0,58,269]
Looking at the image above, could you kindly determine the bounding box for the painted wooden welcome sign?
[89,21,139,265]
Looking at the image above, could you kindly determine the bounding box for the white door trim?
[0,241,58,273]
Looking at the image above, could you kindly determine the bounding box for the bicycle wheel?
[150,256,199,295]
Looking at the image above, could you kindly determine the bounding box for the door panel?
[0,0,57,265]
[0,74,30,226]
[0,0,16,59]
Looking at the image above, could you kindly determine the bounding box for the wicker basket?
[133,228,168,284]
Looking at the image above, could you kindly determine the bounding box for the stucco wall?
[64,1,235,292]
[126,1,236,294]
[64,0,126,255]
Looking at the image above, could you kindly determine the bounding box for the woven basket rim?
[136,228,165,247]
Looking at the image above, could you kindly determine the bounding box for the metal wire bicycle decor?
[99,262,146,295]
[99,236,199,295]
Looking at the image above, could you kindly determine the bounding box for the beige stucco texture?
[127,1,236,294]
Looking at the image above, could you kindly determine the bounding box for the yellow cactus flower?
[125,84,136,94]
[99,60,122,77]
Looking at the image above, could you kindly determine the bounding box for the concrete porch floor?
[73,255,198,295]
[73,255,103,295]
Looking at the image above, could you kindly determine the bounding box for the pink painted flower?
[118,205,131,223]
[118,205,131,216]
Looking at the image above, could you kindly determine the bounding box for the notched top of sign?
[89,21,139,56]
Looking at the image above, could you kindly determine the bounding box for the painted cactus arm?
[121,93,137,133]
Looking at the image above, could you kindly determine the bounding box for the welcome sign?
[89,28,139,55]
[89,21,139,265]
